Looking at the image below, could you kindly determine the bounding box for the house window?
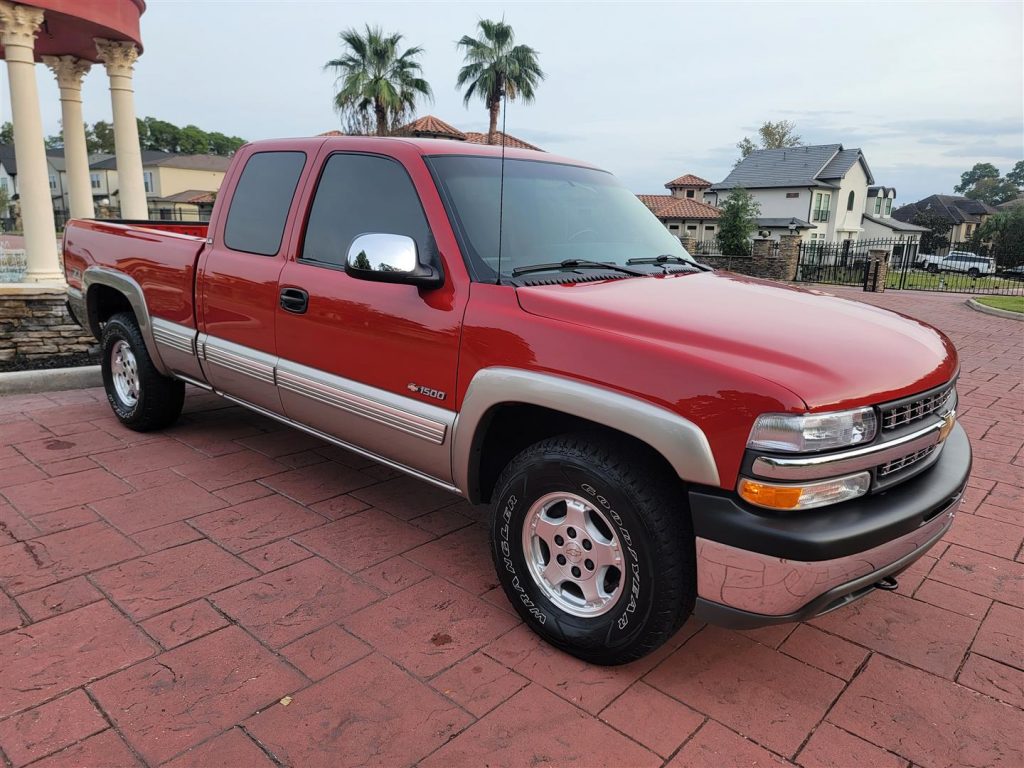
[668,224,679,231]
[812,192,831,222]
[884,198,892,215]
[685,189,695,198]
[49,175,57,191]
[686,225,698,232]
[786,192,799,198]
[705,225,715,232]
[874,197,882,215]
[90,173,101,190]
[0,178,7,192]
[143,171,154,194]
[847,191,855,211]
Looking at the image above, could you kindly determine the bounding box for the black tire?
[968,268,980,277]
[100,312,184,431]
[927,264,940,273]
[490,433,695,665]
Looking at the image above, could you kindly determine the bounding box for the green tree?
[1006,160,1024,189]
[90,121,115,154]
[0,122,12,144]
[976,205,1024,268]
[964,176,1019,206]
[717,187,760,256]
[142,118,181,152]
[178,125,209,154]
[456,19,545,145]
[737,120,802,161]
[954,162,999,194]
[911,209,953,254]
[44,134,63,149]
[0,185,10,219]
[325,25,432,137]
[206,132,245,156]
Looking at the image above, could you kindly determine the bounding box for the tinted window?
[224,151,305,256]
[301,153,433,268]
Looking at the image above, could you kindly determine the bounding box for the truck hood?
[515,272,958,410]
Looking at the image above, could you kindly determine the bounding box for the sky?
[2,0,1022,203]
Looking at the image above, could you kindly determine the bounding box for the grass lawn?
[974,295,1024,313]
[885,270,1022,292]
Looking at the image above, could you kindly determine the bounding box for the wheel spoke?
[563,498,590,531]
[111,356,124,376]
[540,559,564,589]
[590,539,622,570]
[531,514,561,547]
[577,574,605,606]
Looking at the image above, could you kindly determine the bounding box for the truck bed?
[63,219,208,328]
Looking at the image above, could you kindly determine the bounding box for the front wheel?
[101,312,185,431]
[490,434,695,665]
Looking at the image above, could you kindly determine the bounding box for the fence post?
[864,249,889,292]
[679,233,697,254]
[777,234,801,281]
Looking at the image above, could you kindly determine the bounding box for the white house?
[706,144,926,252]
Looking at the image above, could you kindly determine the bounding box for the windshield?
[427,155,696,281]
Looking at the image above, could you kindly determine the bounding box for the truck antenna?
[495,83,508,285]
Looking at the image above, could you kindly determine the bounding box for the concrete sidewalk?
[0,287,1021,767]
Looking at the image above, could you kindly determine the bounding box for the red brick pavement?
[0,288,1021,767]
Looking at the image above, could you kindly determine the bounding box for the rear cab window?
[224,151,306,256]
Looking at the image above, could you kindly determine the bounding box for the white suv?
[917,251,995,276]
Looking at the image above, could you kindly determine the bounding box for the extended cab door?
[274,146,468,484]
[196,146,310,412]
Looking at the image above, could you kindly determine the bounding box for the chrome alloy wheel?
[522,492,624,617]
[110,339,140,408]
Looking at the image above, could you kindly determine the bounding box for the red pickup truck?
[63,136,970,665]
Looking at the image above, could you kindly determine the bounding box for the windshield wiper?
[627,254,699,269]
[511,259,647,278]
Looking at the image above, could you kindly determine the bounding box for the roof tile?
[638,194,721,220]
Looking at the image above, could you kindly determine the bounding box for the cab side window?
[224,151,306,256]
[301,153,434,268]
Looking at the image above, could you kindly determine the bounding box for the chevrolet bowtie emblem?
[938,411,956,441]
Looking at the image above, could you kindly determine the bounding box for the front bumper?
[691,422,971,628]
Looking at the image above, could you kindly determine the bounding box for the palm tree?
[456,20,545,145]
[325,26,432,136]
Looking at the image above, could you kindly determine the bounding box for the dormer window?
[874,197,882,215]
[686,189,695,198]
[884,198,892,216]
[847,191,855,211]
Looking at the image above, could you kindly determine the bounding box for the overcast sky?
[3,0,1022,202]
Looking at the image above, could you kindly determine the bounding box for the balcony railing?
[812,209,830,222]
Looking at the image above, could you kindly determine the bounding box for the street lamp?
[788,218,798,233]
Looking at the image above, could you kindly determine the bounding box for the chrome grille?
[878,444,938,477]
[880,386,954,432]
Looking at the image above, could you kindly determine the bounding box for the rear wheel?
[968,267,980,277]
[490,433,695,665]
[927,263,940,273]
[101,312,184,431]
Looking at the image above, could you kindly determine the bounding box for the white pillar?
[0,1,61,282]
[94,39,147,220]
[43,55,94,220]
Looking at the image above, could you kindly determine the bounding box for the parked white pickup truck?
[917,251,996,276]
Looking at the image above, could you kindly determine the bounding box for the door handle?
[279,287,309,314]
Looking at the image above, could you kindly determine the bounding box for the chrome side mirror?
[345,233,442,287]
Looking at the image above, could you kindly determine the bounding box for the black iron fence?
[796,238,1024,295]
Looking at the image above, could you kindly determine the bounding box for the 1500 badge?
[407,383,447,401]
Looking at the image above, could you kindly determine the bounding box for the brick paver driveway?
[0,287,1021,767]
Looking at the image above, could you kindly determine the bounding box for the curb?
[0,365,102,395]
[965,298,1024,322]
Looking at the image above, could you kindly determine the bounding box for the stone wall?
[684,235,801,282]
[0,286,96,367]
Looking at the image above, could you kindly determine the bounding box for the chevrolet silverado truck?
[63,137,971,665]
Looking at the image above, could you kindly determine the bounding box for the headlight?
[747,407,877,453]
[738,472,871,511]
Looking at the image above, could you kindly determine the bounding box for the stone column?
[778,234,801,281]
[0,1,62,282]
[866,249,890,293]
[679,233,697,254]
[94,39,147,220]
[43,56,95,220]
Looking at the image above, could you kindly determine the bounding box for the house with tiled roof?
[638,173,721,242]
[707,144,906,243]
[320,115,543,151]
[893,194,999,242]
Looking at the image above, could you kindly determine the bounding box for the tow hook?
[875,576,899,591]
